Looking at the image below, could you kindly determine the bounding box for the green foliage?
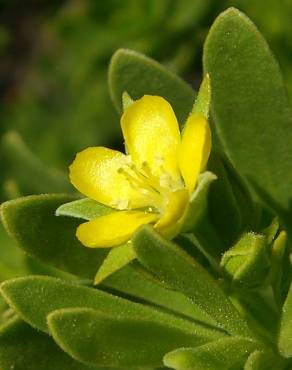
[104,264,213,325]
[269,231,288,305]
[207,152,255,250]
[279,283,292,357]
[0,5,292,370]
[181,171,217,233]
[48,307,205,368]
[0,194,107,279]
[225,0,292,103]
[133,226,252,337]
[0,223,26,281]
[244,350,283,370]
[56,198,113,221]
[191,73,211,118]
[1,131,69,195]
[109,49,195,123]
[94,243,136,284]
[0,276,222,340]
[164,337,259,370]
[221,232,270,289]
[203,8,292,235]
[0,316,95,370]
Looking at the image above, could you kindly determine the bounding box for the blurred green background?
[0,0,291,280]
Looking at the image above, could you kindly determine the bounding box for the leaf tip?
[122,91,134,111]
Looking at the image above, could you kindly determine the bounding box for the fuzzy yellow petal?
[178,114,211,193]
[69,147,149,210]
[121,95,181,181]
[77,211,159,248]
[154,189,189,238]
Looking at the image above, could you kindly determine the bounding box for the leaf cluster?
[0,7,292,370]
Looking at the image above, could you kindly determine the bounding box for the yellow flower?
[69,95,211,248]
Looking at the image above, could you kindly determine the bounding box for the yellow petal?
[77,211,159,248]
[121,95,181,181]
[154,189,189,239]
[69,147,149,210]
[178,113,211,193]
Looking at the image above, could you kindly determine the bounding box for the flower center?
[117,157,183,212]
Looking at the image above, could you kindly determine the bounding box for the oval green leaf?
[203,8,292,231]
[133,226,253,337]
[0,275,224,343]
[104,264,215,325]
[164,337,258,370]
[0,194,108,279]
[94,243,136,284]
[109,49,195,123]
[56,198,113,221]
[48,307,208,368]
[244,350,284,370]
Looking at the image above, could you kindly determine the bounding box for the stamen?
[117,164,163,208]
[155,154,164,167]
[119,166,155,195]
[157,160,184,192]
[110,199,129,210]
[140,161,164,192]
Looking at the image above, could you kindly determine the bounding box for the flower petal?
[76,211,159,248]
[154,189,189,238]
[178,113,211,193]
[121,95,181,181]
[69,147,149,210]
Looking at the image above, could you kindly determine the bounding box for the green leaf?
[0,222,26,281]
[0,316,94,370]
[268,231,287,305]
[181,234,221,276]
[278,283,292,357]
[56,198,113,221]
[109,49,195,123]
[0,194,108,279]
[182,169,230,264]
[207,152,255,250]
[133,226,253,337]
[263,217,279,245]
[203,8,292,230]
[0,275,225,343]
[0,297,9,326]
[104,265,216,326]
[230,290,278,344]
[48,307,207,368]
[122,91,134,111]
[182,171,217,233]
[192,74,211,118]
[164,337,258,370]
[94,243,136,284]
[220,232,270,289]
[24,254,78,281]
[1,131,70,194]
[244,350,284,370]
